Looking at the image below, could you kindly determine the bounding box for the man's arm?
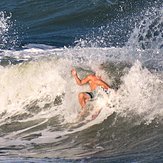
[99,80,110,89]
[71,69,90,86]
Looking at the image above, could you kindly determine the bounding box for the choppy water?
[0,0,163,162]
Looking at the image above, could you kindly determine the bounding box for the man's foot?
[91,109,101,120]
[92,113,98,120]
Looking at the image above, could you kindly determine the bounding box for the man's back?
[87,75,110,91]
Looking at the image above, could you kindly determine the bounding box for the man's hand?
[71,69,77,76]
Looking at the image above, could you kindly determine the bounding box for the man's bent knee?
[78,92,84,99]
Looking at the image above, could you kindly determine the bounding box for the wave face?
[0,0,163,163]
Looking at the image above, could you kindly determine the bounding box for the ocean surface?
[0,0,163,162]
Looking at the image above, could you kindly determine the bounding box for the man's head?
[94,64,108,81]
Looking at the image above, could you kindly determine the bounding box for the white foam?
[0,45,162,147]
[114,61,163,123]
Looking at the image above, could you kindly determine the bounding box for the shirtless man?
[71,68,110,118]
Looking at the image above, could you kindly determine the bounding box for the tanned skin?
[71,68,110,119]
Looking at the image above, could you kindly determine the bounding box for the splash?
[114,61,163,123]
[127,7,163,50]
[0,11,18,49]
[0,12,11,47]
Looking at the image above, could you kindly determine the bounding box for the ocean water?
[0,0,163,162]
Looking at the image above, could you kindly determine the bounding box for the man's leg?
[78,92,90,109]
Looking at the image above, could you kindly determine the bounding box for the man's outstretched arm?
[71,69,90,85]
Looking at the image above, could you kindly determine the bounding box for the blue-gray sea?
[0,0,163,162]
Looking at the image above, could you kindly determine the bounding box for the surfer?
[71,68,110,119]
